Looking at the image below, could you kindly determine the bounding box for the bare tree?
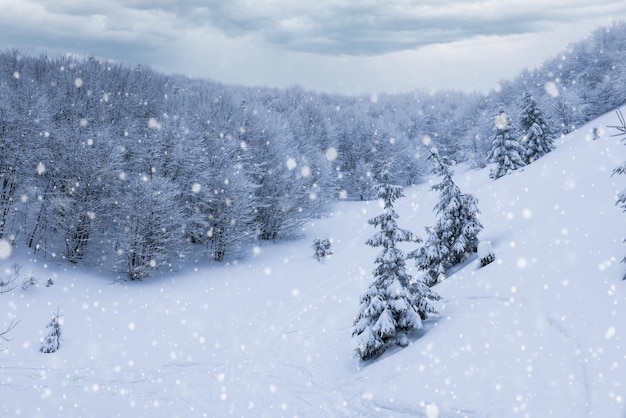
[610,109,626,280]
[1,318,19,349]
[0,262,20,294]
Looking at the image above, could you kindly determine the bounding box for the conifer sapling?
[40,308,62,354]
[312,238,333,262]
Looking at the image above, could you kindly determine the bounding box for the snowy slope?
[1,108,626,418]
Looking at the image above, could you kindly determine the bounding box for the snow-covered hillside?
[1,108,626,417]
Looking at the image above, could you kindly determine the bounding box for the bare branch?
[608,109,626,138]
[0,263,21,294]
[1,318,20,349]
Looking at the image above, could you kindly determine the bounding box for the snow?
[477,241,494,259]
[1,108,626,416]
[325,147,338,162]
[545,81,560,98]
[0,240,12,259]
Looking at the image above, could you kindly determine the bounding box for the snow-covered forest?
[1,20,626,418]
[1,23,626,280]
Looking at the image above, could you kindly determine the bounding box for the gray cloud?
[196,0,626,55]
[3,0,623,57]
[0,0,623,94]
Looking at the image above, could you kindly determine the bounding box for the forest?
[1,22,626,280]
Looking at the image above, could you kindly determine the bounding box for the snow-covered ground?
[2,108,626,417]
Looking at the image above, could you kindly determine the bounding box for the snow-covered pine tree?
[40,308,62,353]
[519,91,555,164]
[487,109,526,180]
[412,148,483,286]
[312,238,332,262]
[352,166,440,361]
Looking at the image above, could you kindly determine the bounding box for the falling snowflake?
[36,162,46,175]
[191,183,202,194]
[545,81,559,97]
[286,158,297,170]
[605,326,616,339]
[0,239,11,259]
[74,78,83,88]
[148,117,161,130]
[495,112,509,130]
[425,404,439,418]
[325,147,338,161]
[301,166,311,177]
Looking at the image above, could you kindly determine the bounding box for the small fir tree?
[487,109,526,179]
[40,308,62,354]
[519,91,555,163]
[352,166,440,361]
[312,238,333,262]
[412,149,483,286]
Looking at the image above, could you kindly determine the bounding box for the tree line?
[1,22,625,279]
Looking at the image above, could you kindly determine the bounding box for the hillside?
[1,107,626,417]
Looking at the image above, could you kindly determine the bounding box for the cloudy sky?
[0,0,624,95]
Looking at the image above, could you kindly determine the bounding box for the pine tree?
[412,149,483,286]
[519,91,555,163]
[40,308,62,353]
[312,238,333,262]
[487,109,526,180]
[352,166,440,361]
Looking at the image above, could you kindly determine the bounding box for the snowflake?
[0,239,12,259]
[148,117,161,130]
[495,112,509,130]
[325,147,338,161]
[545,81,559,97]
[605,326,616,339]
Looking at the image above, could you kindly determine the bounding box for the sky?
[0,0,624,95]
